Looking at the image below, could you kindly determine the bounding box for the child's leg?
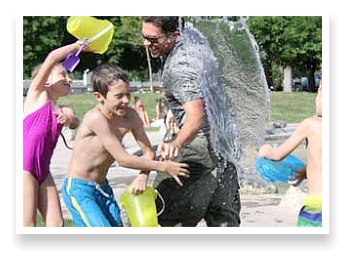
[23,171,39,226]
[38,174,64,227]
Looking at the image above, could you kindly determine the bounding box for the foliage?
[247,16,322,91]
[23,16,151,79]
[271,63,283,89]
[23,16,322,91]
[23,16,69,78]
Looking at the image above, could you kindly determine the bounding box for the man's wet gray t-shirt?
[161,24,221,136]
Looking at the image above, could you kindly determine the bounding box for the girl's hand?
[55,111,72,127]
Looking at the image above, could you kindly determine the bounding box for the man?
[142,16,241,227]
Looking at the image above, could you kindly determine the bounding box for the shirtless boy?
[259,81,322,227]
[62,63,189,227]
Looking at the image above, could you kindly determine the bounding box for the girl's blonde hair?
[31,63,62,79]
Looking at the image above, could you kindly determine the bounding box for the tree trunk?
[283,65,292,92]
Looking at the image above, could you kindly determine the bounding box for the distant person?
[259,81,322,227]
[151,94,169,129]
[154,94,168,121]
[133,96,150,127]
[23,42,82,227]
[62,63,189,227]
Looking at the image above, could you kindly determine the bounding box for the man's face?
[141,22,175,58]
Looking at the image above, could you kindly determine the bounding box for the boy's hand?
[129,173,148,194]
[288,166,307,186]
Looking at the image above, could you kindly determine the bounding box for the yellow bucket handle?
[155,189,165,216]
[87,23,113,44]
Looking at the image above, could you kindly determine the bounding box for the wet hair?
[91,63,129,98]
[142,16,184,34]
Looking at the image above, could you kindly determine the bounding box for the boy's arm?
[129,107,155,162]
[259,118,311,160]
[88,110,189,185]
[129,123,156,194]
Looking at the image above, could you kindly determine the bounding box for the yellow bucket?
[120,186,165,227]
[66,16,114,54]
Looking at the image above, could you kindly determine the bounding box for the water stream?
[183,17,274,192]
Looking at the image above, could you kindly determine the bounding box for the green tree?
[247,16,322,92]
[23,16,69,78]
[285,16,322,91]
[108,16,154,80]
[22,16,151,80]
[23,16,322,92]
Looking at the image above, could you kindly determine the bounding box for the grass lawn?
[36,214,75,227]
[58,90,317,125]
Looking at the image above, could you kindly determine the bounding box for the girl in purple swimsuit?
[23,42,84,227]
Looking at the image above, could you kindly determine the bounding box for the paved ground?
[52,125,306,227]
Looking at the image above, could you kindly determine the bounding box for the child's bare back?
[259,83,323,227]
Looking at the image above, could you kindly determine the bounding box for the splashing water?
[181,17,272,190]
